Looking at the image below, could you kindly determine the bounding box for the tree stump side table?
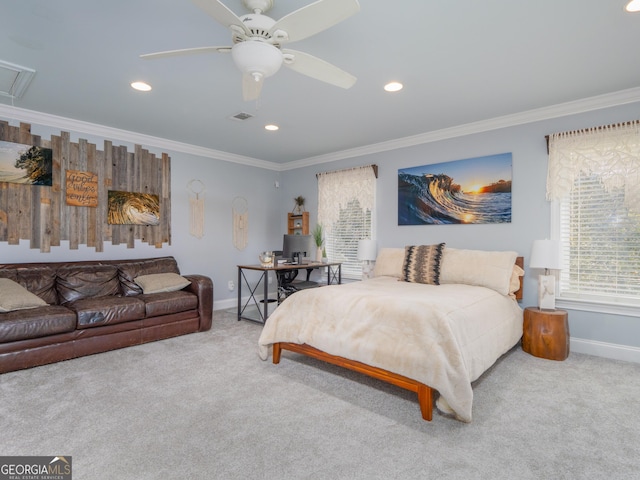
[522,307,570,361]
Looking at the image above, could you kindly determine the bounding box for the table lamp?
[358,239,377,279]
[529,239,562,310]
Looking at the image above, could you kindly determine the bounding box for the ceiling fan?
[140,0,360,101]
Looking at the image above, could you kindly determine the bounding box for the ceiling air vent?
[229,112,254,122]
[0,60,36,99]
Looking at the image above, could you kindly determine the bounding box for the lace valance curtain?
[547,121,640,211]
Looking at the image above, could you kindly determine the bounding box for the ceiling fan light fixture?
[232,41,283,79]
[626,0,640,12]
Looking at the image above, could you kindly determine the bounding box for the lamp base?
[362,260,375,280]
[538,274,556,310]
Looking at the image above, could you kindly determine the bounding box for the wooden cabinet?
[522,307,570,361]
[288,212,309,235]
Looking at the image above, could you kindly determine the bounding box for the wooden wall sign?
[66,169,98,207]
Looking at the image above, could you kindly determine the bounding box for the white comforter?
[258,276,523,422]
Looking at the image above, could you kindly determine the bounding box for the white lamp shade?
[232,41,283,79]
[357,239,377,261]
[530,239,562,270]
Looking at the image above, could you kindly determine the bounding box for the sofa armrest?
[183,274,213,331]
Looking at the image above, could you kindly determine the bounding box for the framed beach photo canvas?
[398,152,512,225]
[0,140,53,186]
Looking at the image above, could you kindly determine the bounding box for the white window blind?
[548,121,640,305]
[317,165,377,279]
[558,173,640,303]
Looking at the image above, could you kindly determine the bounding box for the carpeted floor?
[1,309,639,480]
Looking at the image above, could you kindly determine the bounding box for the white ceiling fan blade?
[282,49,356,89]
[140,46,231,60]
[242,73,264,101]
[191,0,250,36]
[269,0,360,44]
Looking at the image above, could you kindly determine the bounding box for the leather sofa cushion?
[0,306,76,343]
[57,265,120,304]
[0,269,18,282]
[0,279,48,312]
[70,296,145,329]
[140,291,198,317]
[16,266,59,305]
[118,257,180,296]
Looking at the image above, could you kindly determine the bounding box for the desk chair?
[273,250,318,300]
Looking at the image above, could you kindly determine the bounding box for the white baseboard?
[570,337,640,364]
[214,295,274,313]
[214,298,238,311]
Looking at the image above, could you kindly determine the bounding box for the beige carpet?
[1,309,639,479]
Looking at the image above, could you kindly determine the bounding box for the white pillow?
[373,248,405,278]
[510,264,525,294]
[134,273,191,294]
[439,248,518,295]
[0,278,48,312]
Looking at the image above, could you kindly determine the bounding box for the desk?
[237,262,342,323]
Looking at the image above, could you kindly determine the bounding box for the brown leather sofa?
[0,256,213,374]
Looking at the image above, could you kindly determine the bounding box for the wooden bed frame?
[270,257,524,421]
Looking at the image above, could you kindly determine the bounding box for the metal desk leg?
[327,264,342,285]
[238,268,269,323]
[237,267,242,321]
[263,270,269,322]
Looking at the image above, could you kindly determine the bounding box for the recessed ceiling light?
[626,0,640,12]
[131,81,152,92]
[384,81,403,92]
[265,124,279,131]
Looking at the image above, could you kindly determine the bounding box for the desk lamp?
[529,239,562,310]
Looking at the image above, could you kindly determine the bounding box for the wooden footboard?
[272,342,433,421]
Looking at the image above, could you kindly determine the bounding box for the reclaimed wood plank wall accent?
[0,121,171,253]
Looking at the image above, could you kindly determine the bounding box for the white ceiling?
[1,0,639,165]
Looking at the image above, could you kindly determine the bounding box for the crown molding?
[0,104,278,171]
[2,86,639,173]
[281,86,640,171]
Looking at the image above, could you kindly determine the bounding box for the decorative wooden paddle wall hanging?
[0,121,171,252]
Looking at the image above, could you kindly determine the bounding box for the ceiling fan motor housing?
[236,12,277,41]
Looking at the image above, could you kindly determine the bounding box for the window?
[548,121,640,309]
[317,165,377,279]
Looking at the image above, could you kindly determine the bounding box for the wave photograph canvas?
[108,190,160,225]
[398,153,512,225]
[0,140,53,186]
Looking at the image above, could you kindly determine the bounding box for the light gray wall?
[279,101,640,357]
[2,101,639,360]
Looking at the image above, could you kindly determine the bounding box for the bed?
[258,245,524,423]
